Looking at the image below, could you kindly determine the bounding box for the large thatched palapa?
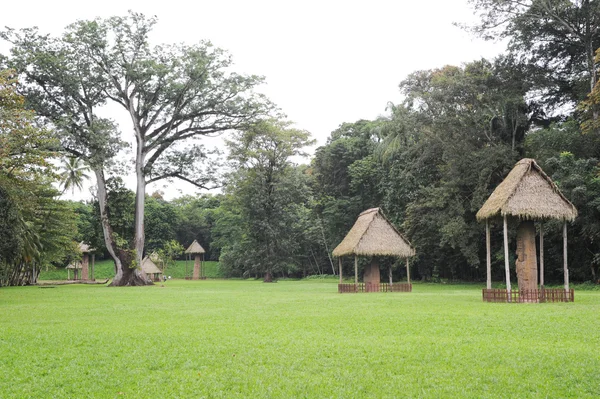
[333,208,415,293]
[477,158,577,302]
[185,240,206,280]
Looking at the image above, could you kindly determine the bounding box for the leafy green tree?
[0,70,78,286]
[220,120,314,281]
[2,13,271,285]
[465,0,600,110]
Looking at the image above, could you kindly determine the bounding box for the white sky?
[1,0,506,200]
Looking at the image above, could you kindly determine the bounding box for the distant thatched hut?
[66,261,82,280]
[185,240,206,280]
[141,256,163,282]
[332,208,415,293]
[78,242,96,281]
[476,158,577,302]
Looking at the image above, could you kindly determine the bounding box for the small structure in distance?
[66,242,96,281]
[332,208,415,293]
[185,240,206,280]
[141,256,163,282]
[477,158,577,303]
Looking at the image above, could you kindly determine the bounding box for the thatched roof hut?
[141,257,162,275]
[333,208,415,258]
[141,256,162,282]
[476,158,577,222]
[477,158,577,302]
[66,261,82,269]
[185,240,205,254]
[185,240,206,280]
[333,208,415,292]
[66,261,82,280]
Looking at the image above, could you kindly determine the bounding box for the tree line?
[1,2,600,286]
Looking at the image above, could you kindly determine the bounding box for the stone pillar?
[516,221,538,292]
[364,258,381,292]
[81,253,89,280]
[193,254,200,280]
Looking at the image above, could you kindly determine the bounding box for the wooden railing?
[482,288,574,303]
[338,283,412,293]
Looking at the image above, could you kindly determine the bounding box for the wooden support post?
[388,265,393,289]
[91,254,96,281]
[354,256,358,285]
[486,220,491,290]
[503,215,511,300]
[539,222,544,288]
[563,221,569,291]
[338,258,342,284]
[406,258,411,284]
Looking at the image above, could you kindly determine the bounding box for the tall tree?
[222,120,314,281]
[465,0,600,111]
[0,70,77,286]
[2,12,271,285]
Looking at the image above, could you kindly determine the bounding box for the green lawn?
[1,281,599,398]
[39,259,221,280]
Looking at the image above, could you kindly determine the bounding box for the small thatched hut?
[476,158,577,302]
[332,208,415,293]
[66,261,82,280]
[141,256,163,282]
[78,242,96,281]
[185,240,206,280]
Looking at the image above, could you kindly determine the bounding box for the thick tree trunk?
[94,168,151,287]
[134,149,146,269]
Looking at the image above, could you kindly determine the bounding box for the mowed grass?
[39,259,221,280]
[1,281,600,398]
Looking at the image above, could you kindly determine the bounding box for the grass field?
[1,281,600,398]
[39,259,221,280]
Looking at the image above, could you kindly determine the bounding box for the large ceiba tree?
[1,12,271,285]
[465,0,600,110]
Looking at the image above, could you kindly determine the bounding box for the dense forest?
[1,2,600,286]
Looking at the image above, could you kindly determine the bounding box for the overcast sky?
[1,0,506,199]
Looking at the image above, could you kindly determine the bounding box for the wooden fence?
[338,283,412,293]
[482,288,574,303]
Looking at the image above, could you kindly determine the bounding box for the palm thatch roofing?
[476,158,577,222]
[66,261,82,269]
[332,208,415,258]
[78,242,94,253]
[141,256,162,275]
[185,240,205,254]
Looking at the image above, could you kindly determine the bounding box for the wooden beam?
[354,256,358,285]
[338,258,342,284]
[486,220,491,290]
[564,221,569,291]
[406,257,411,284]
[503,215,511,300]
[539,222,544,288]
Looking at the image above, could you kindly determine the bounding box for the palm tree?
[59,156,90,195]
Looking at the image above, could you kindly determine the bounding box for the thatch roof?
[185,240,205,254]
[78,242,94,253]
[332,208,415,258]
[66,261,82,269]
[141,257,162,275]
[476,158,577,222]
